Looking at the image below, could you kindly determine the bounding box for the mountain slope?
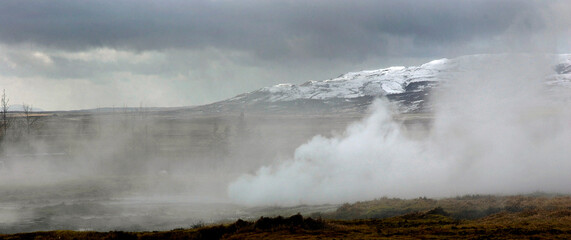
[193,54,571,114]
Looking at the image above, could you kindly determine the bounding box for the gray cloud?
[0,0,550,60]
[0,0,569,110]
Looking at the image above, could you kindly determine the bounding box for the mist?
[1,53,570,232]
[0,105,357,232]
[228,54,571,206]
[0,0,570,235]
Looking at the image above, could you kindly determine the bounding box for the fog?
[1,54,570,232]
[229,54,571,206]
[0,0,570,234]
[0,108,353,232]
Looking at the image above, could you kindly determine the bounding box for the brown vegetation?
[2,200,571,239]
[327,194,571,220]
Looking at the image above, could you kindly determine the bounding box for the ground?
[2,195,571,239]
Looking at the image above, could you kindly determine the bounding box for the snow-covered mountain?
[194,54,571,114]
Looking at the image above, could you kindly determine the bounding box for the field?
[1,195,571,239]
[1,109,568,238]
[0,110,363,233]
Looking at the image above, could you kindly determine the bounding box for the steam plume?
[228,54,571,206]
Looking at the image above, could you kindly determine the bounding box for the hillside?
[192,54,571,114]
[3,195,571,239]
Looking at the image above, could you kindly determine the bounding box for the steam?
[228,54,571,206]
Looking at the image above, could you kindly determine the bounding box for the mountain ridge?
[192,54,571,114]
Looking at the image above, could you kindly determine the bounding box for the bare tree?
[22,103,40,135]
[1,89,10,139]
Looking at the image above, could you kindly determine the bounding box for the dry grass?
[2,206,571,239]
[327,194,571,220]
[2,195,571,239]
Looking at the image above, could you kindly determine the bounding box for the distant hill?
[8,104,44,112]
[191,54,571,114]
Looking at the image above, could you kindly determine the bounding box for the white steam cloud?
[228,54,571,206]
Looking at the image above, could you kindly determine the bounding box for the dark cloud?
[1,0,567,110]
[0,0,547,60]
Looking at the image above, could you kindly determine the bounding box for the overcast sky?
[0,0,569,110]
